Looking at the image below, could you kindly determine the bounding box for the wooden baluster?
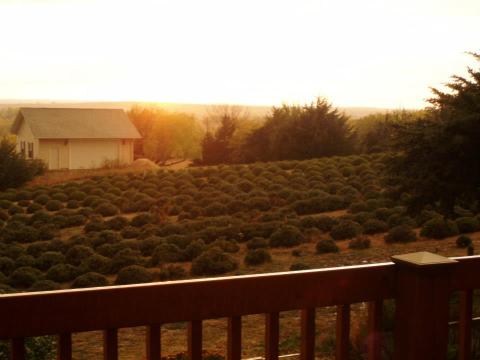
[301,308,315,360]
[336,304,350,360]
[146,324,161,360]
[227,316,242,360]
[367,300,383,360]
[57,333,72,360]
[103,329,118,360]
[11,338,25,360]
[265,312,279,360]
[188,320,203,360]
[458,290,473,360]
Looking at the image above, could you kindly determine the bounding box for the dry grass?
[26,159,191,187]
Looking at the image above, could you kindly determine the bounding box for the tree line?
[130,51,480,216]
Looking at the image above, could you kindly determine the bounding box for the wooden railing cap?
[392,251,458,268]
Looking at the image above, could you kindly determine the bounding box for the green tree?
[386,52,480,214]
[241,97,354,162]
[0,139,45,191]
[353,110,425,153]
[128,106,203,163]
[201,106,247,165]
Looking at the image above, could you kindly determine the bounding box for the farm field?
[1,153,479,358]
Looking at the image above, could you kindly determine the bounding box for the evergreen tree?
[386,52,480,214]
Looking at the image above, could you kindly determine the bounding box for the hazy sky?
[0,0,479,108]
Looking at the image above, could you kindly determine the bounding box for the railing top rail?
[0,261,395,339]
[450,255,480,290]
[2,255,480,340]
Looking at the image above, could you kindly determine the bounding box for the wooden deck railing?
[0,251,479,360]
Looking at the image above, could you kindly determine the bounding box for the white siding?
[15,121,38,159]
[69,139,120,169]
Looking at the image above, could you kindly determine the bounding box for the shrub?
[66,200,80,209]
[115,265,153,285]
[34,194,51,205]
[38,223,58,240]
[84,219,107,233]
[69,191,87,201]
[29,279,61,292]
[0,271,7,284]
[46,264,78,282]
[244,249,271,266]
[158,265,187,281]
[269,225,304,248]
[65,245,95,266]
[209,239,240,253]
[420,217,459,239]
[0,199,12,209]
[456,235,473,248]
[1,243,25,259]
[121,226,140,239]
[95,203,119,217]
[151,243,184,265]
[316,238,339,254]
[45,200,64,211]
[204,202,228,217]
[79,254,111,274]
[190,247,238,276]
[385,225,417,243]
[0,209,8,221]
[0,257,15,275]
[1,224,38,243]
[9,266,43,288]
[0,336,56,359]
[106,216,129,231]
[0,139,45,190]
[131,213,155,227]
[96,243,126,258]
[348,236,371,250]
[349,201,369,213]
[246,237,269,250]
[30,210,50,224]
[352,211,374,224]
[375,208,393,221]
[35,251,65,271]
[51,192,68,202]
[65,214,87,227]
[330,220,363,240]
[183,239,206,261]
[387,214,416,228]
[8,205,24,216]
[26,242,50,257]
[72,272,109,288]
[455,217,480,234]
[363,219,388,234]
[15,255,36,268]
[50,214,68,228]
[110,249,142,273]
[290,262,311,271]
[90,230,121,247]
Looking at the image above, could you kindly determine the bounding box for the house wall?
[118,139,134,165]
[15,121,38,159]
[68,139,135,169]
[38,140,70,170]
[32,138,135,170]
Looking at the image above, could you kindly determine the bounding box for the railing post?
[392,252,457,360]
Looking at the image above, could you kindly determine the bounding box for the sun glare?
[0,0,479,108]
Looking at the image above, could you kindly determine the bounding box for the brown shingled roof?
[11,108,141,139]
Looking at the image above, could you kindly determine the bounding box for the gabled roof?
[11,107,141,139]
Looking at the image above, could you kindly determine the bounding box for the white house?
[11,107,141,170]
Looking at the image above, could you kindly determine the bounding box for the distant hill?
[0,100,391,120]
